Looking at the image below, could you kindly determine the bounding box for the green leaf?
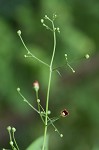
[26,135,49,150]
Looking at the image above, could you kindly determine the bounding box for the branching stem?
[42,19,56,150]
[18,34,50,67]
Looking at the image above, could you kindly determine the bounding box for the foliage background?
[0,0,99,149]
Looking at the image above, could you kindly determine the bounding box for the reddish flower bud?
[61,109,69,117]
[33,81,39,92]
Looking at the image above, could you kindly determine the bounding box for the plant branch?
[17,31,50,68]
[42,18,56,150]
[17,88,40,114]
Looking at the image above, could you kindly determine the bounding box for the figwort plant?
[3,14,90,150]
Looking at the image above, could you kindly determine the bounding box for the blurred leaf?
[26,135,49,150]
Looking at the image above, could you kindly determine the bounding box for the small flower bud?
[47,110,51,115]
[17,88,20,92]
[53,14,57,20]
[45,15,48,19]
[12,127,16,132]
[85,54,90,59]
[57,27,60,33]
[65,53,67,57]
[7,126,11,131]
[41,19,44,23]
[54,14,57,18]
[33,81,39,92]
[65,54,68,60]
[41,111,44,114]
[60,134,63,137]
[17,30,21,36]
[37,99,40,103]
[72,70,75,73]
[10,141,13,146]
[24,55,27,58]
[60,109,69,117]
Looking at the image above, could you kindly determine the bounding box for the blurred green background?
[0,0,99,149]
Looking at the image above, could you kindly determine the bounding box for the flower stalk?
[42,17,57,150]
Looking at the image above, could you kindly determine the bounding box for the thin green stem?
[12,132,19,150]
[39,104,61,135]
[42,125,47,150]
[50,21,56,67]
[42,19,56,150]
[18,34,50,67]
[52,63,67,71]
[47,117,61,136]
[17,90,40,114]
[36,91,45,124]
[7,130,12,142]
[65,54,75,73]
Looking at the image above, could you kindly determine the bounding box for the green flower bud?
[85,54,90,59]
[60,134,63,137]
[33,81,39,92]
[17,30,21,36]
[7,126,11,131]
[41,19,44,23]
[10,141,13,146]
[12,127,16,132]
[17,87,20,92]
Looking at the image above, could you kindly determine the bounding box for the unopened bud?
[41,111,44,114]
[41,19,44,23]
[33,81,39,92]
[54,14,57,18]
[10,141,13,146]
[37,99,40,103]
[12,127,16,132]
[65,54,67,57]
[72,70,75,73]
[47,110,51,115]
[45,15,48,19]
[65,54,67,60]
[7,126,11,131]
[24,55,27,58]
[53,14,57,20]
[85,54,90,59]
[60,134,63,137]
[57,27,60,33]
[17,87,20,92]
[17,30,21,36]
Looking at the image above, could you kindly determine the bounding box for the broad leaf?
[26,135,49,150]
